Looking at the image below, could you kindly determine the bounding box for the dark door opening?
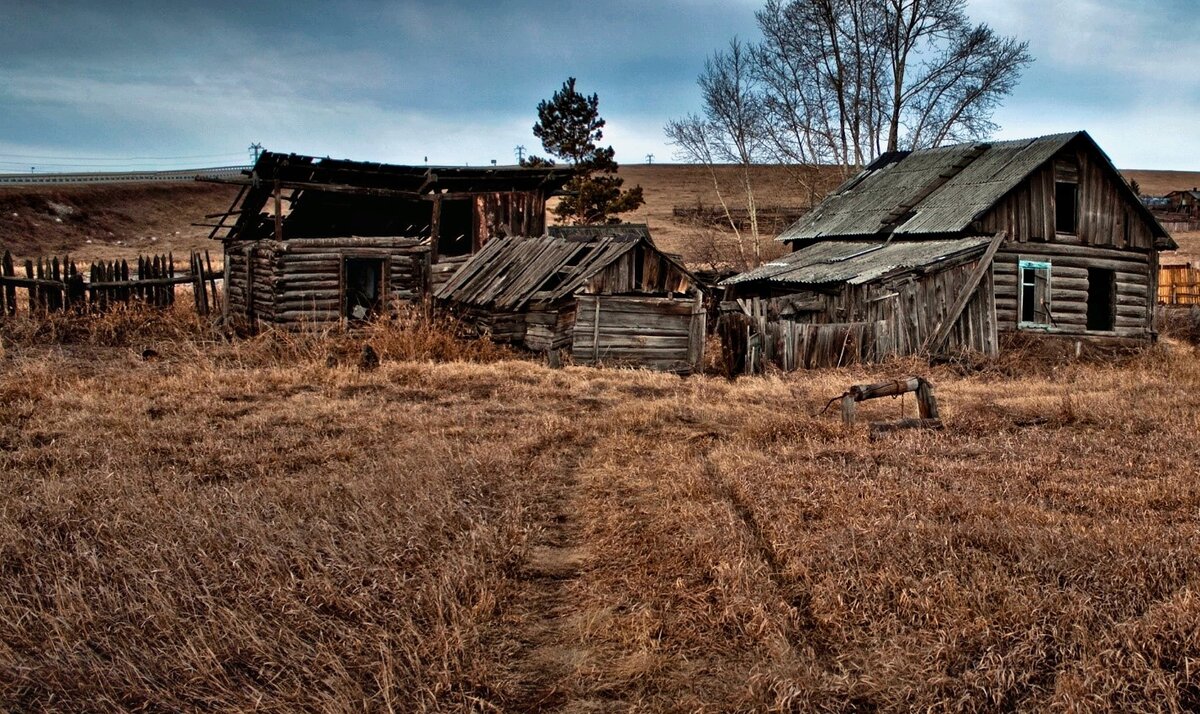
[438,199,474,257]
[343,257,386,321]
[1086,267,1116,331]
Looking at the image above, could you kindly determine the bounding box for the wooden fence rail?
[0,249,222,318]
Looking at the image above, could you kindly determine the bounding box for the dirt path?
[503,438,600,712]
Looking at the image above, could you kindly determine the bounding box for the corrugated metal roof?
[721,237,991,287]
[779,133,1079,241]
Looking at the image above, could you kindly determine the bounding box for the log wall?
[572,295,706,373]
[992,243,1154,338]
[980,144,1158,340]
[224,237,429,329]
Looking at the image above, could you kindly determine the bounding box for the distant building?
[1165,189,1200,220]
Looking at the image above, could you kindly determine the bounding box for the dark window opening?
[1019,261,1052,327]
[1086,267,1116,331]
[438,199,474,257]
[1055,182,1078,234]
[344,257,386,321]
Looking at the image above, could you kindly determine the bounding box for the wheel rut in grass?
[505,434,601,711]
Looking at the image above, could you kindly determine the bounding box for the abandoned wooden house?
[205,151,568,328]
[722,131,1176,370]
[435,225,707,372]
[1165,189,1200,220]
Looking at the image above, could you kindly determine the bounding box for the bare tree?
[666,39,771,269]
[756,0,1033,168]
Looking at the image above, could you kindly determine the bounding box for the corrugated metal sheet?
[779,132,1079,241]
[721,237,990,287]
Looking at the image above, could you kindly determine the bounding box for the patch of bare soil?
[0,181,239,263]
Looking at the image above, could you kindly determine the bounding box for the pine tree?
[527,78,644,225]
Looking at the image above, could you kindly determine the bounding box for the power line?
[0,151,247,162]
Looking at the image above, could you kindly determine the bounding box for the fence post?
[168,253,176,306]
[2,251,14,316]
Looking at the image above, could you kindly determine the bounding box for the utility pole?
[248,142,264,164]
[514,145,526,164]
[645,153,654,164]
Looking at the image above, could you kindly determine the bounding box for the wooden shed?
[723,131,1176,371]
[205,151,567,329]
[435,226,706,372]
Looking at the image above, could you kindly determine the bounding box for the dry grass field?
[2,306,1200,710]
[2,166,1200,709]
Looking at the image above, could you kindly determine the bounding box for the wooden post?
[205,250,219,315]
[168,253,175,305]
[24,259,35,313]
[592,296,601,364]
[273,179,283,243]
[2,251,15,316]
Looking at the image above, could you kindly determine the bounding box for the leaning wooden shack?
[722,131,1175,371]
[204,151,567,329]
[435,225,706,372]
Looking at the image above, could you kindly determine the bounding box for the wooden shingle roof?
[435,234,648,310]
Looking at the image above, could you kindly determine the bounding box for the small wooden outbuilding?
[205,151,568,329]
[435,225,707,372]
[723,131,1176,370]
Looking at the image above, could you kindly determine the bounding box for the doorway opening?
[343,257,386,321]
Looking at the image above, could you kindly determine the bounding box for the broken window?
[343,257,386,321]
[438,199,474,257]
[1086,267,1116,331]
[1055,182,1078,234]
[1019,260,1052,327]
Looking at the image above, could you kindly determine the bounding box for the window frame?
[1017,258,1053,330]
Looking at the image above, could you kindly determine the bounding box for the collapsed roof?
[435,228,695,310]
[206,151,570,242]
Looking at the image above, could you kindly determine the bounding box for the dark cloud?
[1,0,1196,171]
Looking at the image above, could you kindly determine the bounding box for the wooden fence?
[1159,265,1200,305]
[0,250,222,317]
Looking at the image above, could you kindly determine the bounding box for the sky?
[1,0,1197,174]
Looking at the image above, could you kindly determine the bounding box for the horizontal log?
[282,237,426,249]
[999,241,1152,260]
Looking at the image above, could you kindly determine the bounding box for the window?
[1019,259,1052,327]
[343,257,386,321]
[1086,267,1116,331]
[1055,182,1078,234]
[437,199,474,257]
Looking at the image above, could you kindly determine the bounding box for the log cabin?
[721,131,1176,371]
[435,225,707,373]
[204,152,568,329]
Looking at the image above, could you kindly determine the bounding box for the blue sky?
[1,0,1196,173]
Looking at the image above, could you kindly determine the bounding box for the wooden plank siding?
[737,254,997,371]
[572,295,705,373]
[981,146,1157,339]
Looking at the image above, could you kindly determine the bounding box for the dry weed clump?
[1159,305,1200,345]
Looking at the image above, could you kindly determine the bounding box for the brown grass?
[2,307,1200,710]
